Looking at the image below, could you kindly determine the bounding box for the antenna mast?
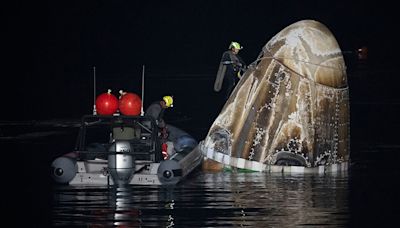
[93,66,97,115]
[141,65,145,116]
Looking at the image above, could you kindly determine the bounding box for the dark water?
[2,120,399,228]
[2,61,400,227]
[51,172,350,227]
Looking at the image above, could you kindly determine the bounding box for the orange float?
[95,89,118,115]
[118,90,142,116]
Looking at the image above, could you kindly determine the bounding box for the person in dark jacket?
[214,41,247,100]
[144,95,173,159]
[145,95,173,129]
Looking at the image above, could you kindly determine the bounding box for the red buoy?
[95,90,118,115]
[119,91,142,116]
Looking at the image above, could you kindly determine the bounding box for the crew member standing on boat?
[145,96,174,159]
[214,41,247,100]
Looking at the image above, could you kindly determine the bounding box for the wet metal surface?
[203,20,350,170]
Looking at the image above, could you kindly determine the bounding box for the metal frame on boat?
[51,114,203,186]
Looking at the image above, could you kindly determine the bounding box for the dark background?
[3,2,400,227]
[3,0,399,142]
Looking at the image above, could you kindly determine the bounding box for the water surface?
[52,171,351,227]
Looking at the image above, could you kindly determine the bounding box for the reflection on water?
[2,62,399,227]
[52,171,349,227]
[2,124,399,227]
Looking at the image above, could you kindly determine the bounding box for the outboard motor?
[51,156,78,184]
[108,140,135,186]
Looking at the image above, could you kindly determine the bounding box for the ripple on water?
[52,171,350,227]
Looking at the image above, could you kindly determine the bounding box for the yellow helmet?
[163,96,173,107]
[229,41,243,50]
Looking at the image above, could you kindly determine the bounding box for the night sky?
[4,0,397,120]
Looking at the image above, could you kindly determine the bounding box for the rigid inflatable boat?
[51,114,203,185]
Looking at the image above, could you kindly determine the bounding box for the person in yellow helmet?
[145,95,173,129]
[214,41,247,100]
[145,96,173,159]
